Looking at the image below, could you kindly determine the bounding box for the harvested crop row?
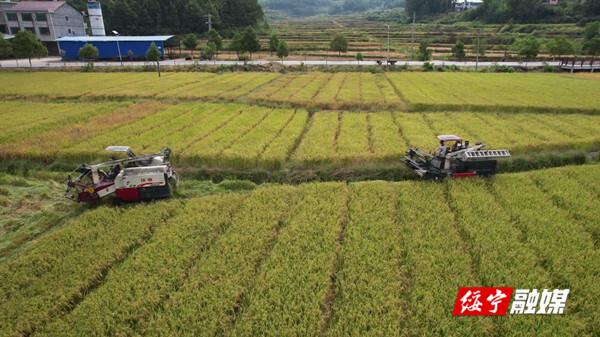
[37,194,244,337]
[0,202,180,337]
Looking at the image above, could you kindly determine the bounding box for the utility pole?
[410,11,416,61]
[475,28,480,71]
[206,14,212,32]
[387,25,390,61]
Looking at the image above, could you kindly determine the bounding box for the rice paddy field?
[0,100,599,169]
[1,72,599,112]
[1,70,599,336]
[0,165,599,337]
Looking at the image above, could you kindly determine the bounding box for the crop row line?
[285,110,315,161]
[218,110,272,155]
[320,185,352,336]
[179,109,243,155]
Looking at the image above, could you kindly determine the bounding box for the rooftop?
[57,36,175,42]
[5,1,67,13]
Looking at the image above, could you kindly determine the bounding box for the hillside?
[261,0,405,17]
[66,0,264,35]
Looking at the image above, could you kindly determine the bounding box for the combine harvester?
[66,146,178,203]
[405,135,511,180]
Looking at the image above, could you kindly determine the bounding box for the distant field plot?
[0,101,126,145]
[1,101,599,169]
[0,72,277,101]
[290,110,600,166]
[249,72,406,110]
[1,165,599,337]
[387,73,600,112]
[1,72,598,112]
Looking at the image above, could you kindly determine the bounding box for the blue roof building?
[57,35,174,61]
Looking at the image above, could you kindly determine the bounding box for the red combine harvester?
[405,135,511,180]
[66,146,178,203]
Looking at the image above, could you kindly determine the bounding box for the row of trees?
[181,28,290,61]
[415,24,600,63]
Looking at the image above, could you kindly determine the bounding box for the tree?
[405,0,453,19]
[269,34,279,56]
[583,37,600,72]
[203,41,217,60]
[11,31,47,67]
[583,0,600,16]
[547,37,573,61]
[229,31,244,58]
[330,34,348,56]
[182,33,198,59]
[67,0,263,35]
[513,37,540,64]
[79,43,99,67]
[276,40,289,63]
[356,52,364,64]
[417,40,432,61]
[207,30,223,57]
[452,40,466,61]
[584,21,600,41]
[240,27,261,59]
[146,42,162,77]
[0,33,12,59]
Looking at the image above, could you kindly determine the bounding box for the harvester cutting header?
[66,146,178,203]
[405,135,511,180]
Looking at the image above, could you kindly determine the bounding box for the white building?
[1,1,86,54]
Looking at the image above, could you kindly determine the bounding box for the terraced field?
[1,100,599,170]
[1,165,598,337]
[1,72,598,112]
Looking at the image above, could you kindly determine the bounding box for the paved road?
[0,57,563,69]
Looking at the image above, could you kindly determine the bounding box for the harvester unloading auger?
[66,146,178,203]
[404,135,511,180]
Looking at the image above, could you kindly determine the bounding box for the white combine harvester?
[66,146,178,203]
[405,135,511,180]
